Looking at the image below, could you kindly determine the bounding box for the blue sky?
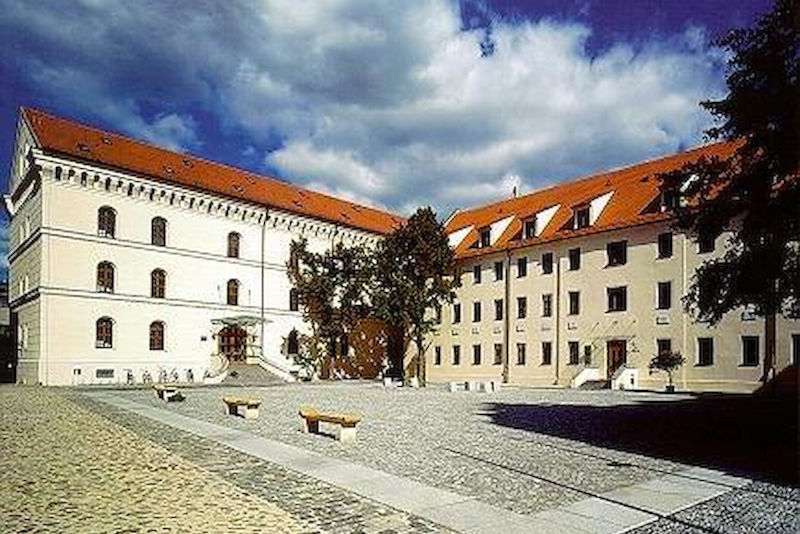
[0,0,772,276]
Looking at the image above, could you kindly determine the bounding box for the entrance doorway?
[607,339,627,379]
[219,325,248,363]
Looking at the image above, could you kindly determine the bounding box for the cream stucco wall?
[428,222,800,393]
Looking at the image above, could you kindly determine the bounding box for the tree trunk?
[415,336,426,386]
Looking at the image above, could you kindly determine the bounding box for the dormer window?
[479,227,491,248]
[524,218,536,239]
[661,189,679,212]
[574,205,590,230]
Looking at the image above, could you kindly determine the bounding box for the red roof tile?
[447,141,738,259]
[22,107,404,235]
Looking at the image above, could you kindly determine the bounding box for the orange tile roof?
[447,141,738,259]
[21,107,404,235]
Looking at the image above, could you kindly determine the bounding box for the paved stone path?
[0,386,453,534]
[0,387,306,533]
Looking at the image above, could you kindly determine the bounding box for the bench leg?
[339,425,357,444]
[243,406,259,419]
[300,417,318,434]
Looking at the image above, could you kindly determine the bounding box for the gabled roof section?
[447,141,738,259]
[21,107,404,235]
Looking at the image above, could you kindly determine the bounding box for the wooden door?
[219,325,247,363]
[607,340,627,379]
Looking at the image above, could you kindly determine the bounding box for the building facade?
[427,145,799,393]
[5,108,399,386]
[6,108,798,391]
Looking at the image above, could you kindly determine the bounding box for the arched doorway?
[219,325,248,363]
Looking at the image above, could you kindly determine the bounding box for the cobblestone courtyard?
[1,383,797,533]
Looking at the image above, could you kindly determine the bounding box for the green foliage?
[648,351,686,387]
[286,238,374,370]
[374,207,461,381]
[658,0,799,379]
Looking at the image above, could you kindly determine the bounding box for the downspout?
[503,250,511,383]
[681,231,688,390]
[554,250,561,385]
[260,209,268,361]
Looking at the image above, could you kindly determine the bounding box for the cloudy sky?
[0,0,772,274]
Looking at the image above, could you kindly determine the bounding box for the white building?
[5,108,400,385]
[427,143,799,393]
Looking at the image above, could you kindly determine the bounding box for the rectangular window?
[657,338,672,356]
[575,206,590,229]
[473,344,482,365]
[698,338,713,366]
[607,286,627,312]
[473,264,482,284]
[568,291,580,315]
[524,218,536,239]
[657,281,672,310]
[494,343,503,365]
[473,301,482,322]
[542,253,553,274]
[742,336,759,366]
[568,341,580,365]
[494,299,503,321]
[541,342,552,365]
[542,294,553,317]
[517,297,527,319]
[607,240,628,266]
[434,346,442,366]
[453,303,461,324]
[494,261,504,281]
[583,345,592,365]
[658,232,673,259]
[568,248,581,270]
[517,257,527,277]
[698,231,716,253]
[452,345,461,365]
[661,189,679,211]
[517,343,526,365]
[793,335,800,365]
[480,227,491,248]
[435,304,442,324]
[95,369,114,379]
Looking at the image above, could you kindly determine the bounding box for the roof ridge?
[21,106,402,222]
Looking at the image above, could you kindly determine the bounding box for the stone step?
[579,379,611,390]
[221,363,286,386]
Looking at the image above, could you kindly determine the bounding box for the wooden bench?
[299,405,362,444]
[223,397,262,419]
[153,384,184,401]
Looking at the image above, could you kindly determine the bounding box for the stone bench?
[223,396,262,419]
[153,384,184,402]
[299,405,362,444]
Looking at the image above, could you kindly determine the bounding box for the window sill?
[606,309,626,313]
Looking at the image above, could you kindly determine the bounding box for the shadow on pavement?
[481,391,798,486]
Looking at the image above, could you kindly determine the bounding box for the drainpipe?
[260,209,269,361]
[503,250,511,383]
[554,249,561,385]
[681,230,688,390]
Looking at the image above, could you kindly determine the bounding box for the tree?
[648,351,686,392]
[286,239,374,374]
[659,0,799,382]
[374,207,460,383]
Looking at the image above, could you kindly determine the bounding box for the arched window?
[287,329,299,355]
[96,317,113,348]
[227,232,240,258]
[149,321,165,351]
[97,262,115,293]
[98,206,116,237]
[151,269,166,298]
[151,217,167,246]
[227,279,239,306]
[289,288,299,311]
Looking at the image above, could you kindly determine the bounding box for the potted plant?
[648,350,686,393]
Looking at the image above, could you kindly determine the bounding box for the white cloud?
[1,0,725,215]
